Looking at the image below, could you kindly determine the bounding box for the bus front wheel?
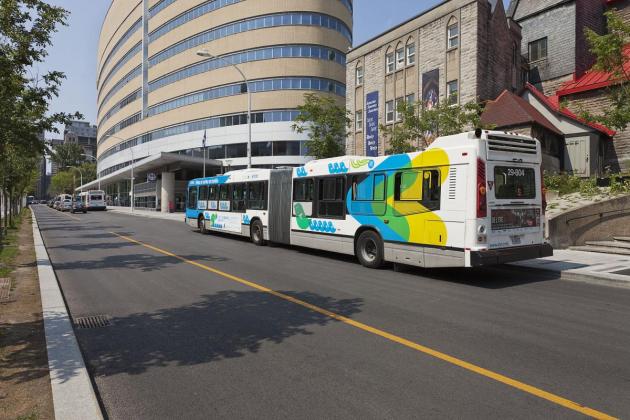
[250,220,265,246]
[356,230,384,269]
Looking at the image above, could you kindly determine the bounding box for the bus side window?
[394,171,422,201]
[199,186,209,209]
[422,170,441,210]
[231,183,247,212]
[247,182,266,210]
[293,178,314,217]
[187,186,198,210]
[317,176,345,219]
[208,185,217,200]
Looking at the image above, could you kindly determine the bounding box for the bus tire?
[198,216,207,234]
[356,230,384,269]
[250,220,265,246]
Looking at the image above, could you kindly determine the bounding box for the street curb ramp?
[32,211,104,420]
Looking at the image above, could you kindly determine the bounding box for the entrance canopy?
[76,152,222,191]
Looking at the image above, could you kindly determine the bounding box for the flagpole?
[202,130,206,178]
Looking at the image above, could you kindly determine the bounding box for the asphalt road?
[32,205,630,419]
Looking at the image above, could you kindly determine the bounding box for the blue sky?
[40,0,511,137]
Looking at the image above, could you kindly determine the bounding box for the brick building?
[507,0,606,96]
[346,0,522,156]
[64,120,97,158]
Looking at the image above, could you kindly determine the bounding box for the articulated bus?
[79,190,107,211]
[185,130,552,268]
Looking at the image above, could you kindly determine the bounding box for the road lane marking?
[110,231,616,420]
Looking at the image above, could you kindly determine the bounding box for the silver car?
[60,199,72,212]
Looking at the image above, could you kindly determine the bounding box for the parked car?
[47,200,54,207]
[60,199,72,212]
[71,198,87,214]
[53,200,61,210]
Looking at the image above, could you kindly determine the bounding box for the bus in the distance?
[185,130,552,268]
[79,190,107,211]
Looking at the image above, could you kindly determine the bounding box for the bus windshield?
[493,166,536,199]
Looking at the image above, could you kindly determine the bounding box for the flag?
[202,130,206,148]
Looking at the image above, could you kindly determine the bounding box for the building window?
[406,43,415,65]
[396,48,405,69]
[447,80,459,105]
[386,52,395,73]
[528,37,547,62]
[356,66,364,85]
[447,21,459,49]
[355,110,363,131]
[385,100,394,123]
[406,94,416,108]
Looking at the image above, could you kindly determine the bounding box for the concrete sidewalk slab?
[106,206,185,222]
[32,213,104,420]
[508,249,630,287]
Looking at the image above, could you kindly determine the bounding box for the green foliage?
[0,0,81,232]
[544,173,601,197]
[579,10,630,131]
[609,172,630,195]
[292,93,350,159]
[380,99,492,155]
[578,177,599,197]
[50,142,85,168]
[49,162,96,195]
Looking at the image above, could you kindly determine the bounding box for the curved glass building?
[95,0,351,209]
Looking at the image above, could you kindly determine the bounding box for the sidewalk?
[508,249,630,287]
[107,206,185,222]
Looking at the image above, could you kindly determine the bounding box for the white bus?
[186,130,552,268]
[79,190,107,211]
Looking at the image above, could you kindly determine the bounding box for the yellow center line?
[109,231,616,420]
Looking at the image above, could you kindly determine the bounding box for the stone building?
[551,0,630,172]
[346,0,522,156]
[507,0,606,96]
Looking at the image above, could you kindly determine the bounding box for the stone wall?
[575,0,605,78]
[548,194,630,248]
[563,89,630,172]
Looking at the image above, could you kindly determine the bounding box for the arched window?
[406,37,415,65]
[395,42,404,70]
[355,61,364,85]
[385,47,394,73]
[447,17,459,49]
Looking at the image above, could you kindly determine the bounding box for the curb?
[32,211,104,420]
[502,264,630,289]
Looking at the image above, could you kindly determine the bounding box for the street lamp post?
[81,154,100,190]
[103,134,135,212]
[196,49,252,168]
[68,165,83,194]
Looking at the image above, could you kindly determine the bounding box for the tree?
[0,0,82,235]
[292,93,350,159]
[50,142,85,168]
[381,99,489,155]
[49,170,75,195]
[578,10,630,131]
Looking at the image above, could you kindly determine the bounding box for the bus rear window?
[494,166,536,199]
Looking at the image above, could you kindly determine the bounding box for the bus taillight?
[477,158,487,218]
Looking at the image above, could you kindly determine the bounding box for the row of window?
[149,44,345,92]
[101,76,343,145]
[205,140,307,160]
[99,89,141,127]
[148,0,176,18]
[385,43,416,74]
[98,65,141,115]
[148,77,345,117]
[98,18,142,87]
[148,12,352,67]
[188,181,268,212]
[98,109,300,162]
[99,42,142,97]
[149,0,243,42]
[292,169,441,219]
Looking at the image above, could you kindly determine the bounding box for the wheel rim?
[198,218,204,230]
[253,225,261,241]
[361,238,377,262]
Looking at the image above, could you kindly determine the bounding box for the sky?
[39,0,511,138]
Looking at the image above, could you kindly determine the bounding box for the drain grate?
[74,315,112,329]
[0,278,11,301]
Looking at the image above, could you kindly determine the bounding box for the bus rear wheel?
[250,220,265,246]
[356,230,384,269]
[198,216,207,234]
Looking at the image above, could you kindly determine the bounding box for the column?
[161,172,175,213]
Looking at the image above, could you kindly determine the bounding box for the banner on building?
[365,91,379,157]
[422,69,439,110]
